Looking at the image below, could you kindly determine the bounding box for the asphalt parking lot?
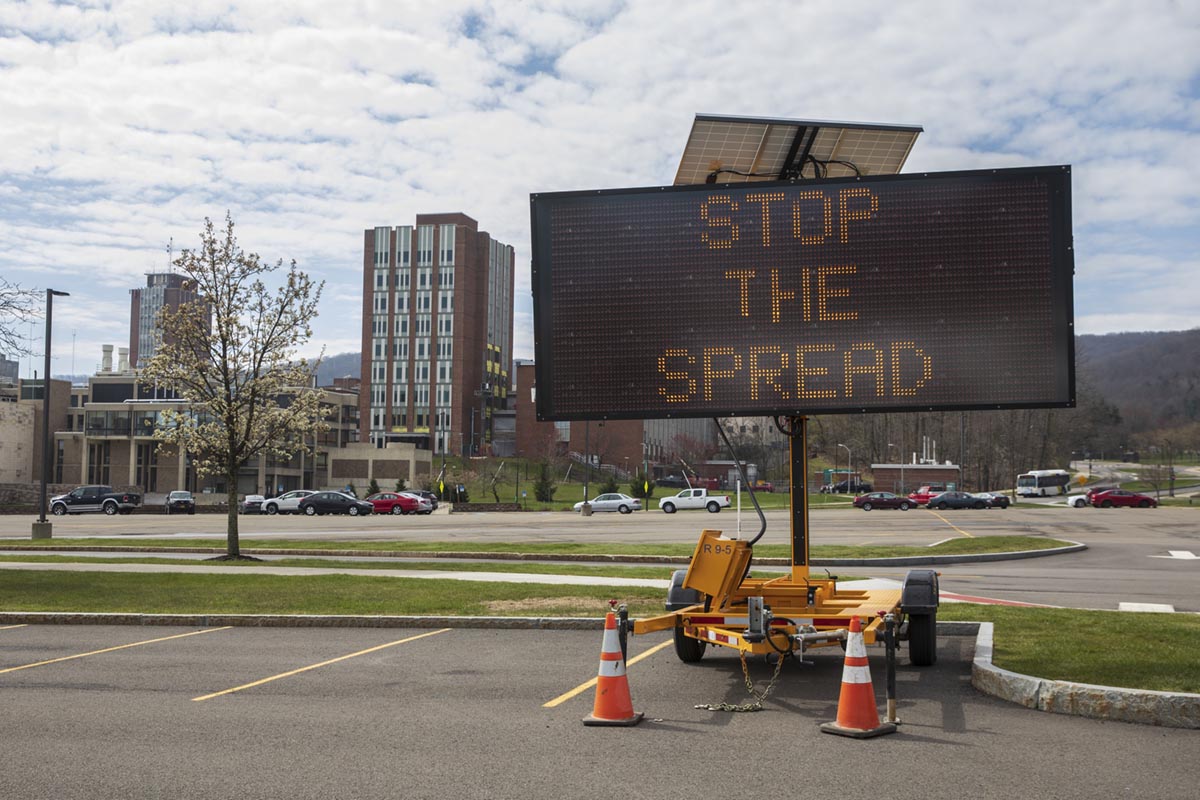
[1,623,1196,800]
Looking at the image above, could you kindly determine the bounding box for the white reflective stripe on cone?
[601,627,620,653]
[846,634,866,659]
[598,660,627,678]
[841,665,872,684]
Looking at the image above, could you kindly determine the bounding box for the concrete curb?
[970,621,1200,729]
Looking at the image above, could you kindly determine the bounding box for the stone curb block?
[971,621,1200,729]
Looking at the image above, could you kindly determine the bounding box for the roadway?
[2,504,1197,612]
[1,623,1196,800]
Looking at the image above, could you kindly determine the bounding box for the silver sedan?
[573,493,642,514]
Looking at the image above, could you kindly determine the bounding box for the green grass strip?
[0,571,668,617]
[13,535,1073,560]
[939,603,1200,693]
[0,554,677,580]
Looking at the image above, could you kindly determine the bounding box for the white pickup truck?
[658,488,731,514]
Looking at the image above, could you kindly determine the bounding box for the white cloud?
[0,0,1196,375]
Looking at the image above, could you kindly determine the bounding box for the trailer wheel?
[908,613,937,666]
[673,625,706,663]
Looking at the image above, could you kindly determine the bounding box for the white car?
[1065,493,1090,508]
[261,489,316,515]
[573,493,642,514]
[398,492,434,514]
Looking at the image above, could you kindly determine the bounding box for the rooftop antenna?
[167,237,174,272]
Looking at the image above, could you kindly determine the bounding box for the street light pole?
[837,443,850,493]
[34,289,69,538]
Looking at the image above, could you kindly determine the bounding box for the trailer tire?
[908,612,937,666]
[673,625,706,663]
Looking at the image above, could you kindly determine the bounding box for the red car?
[365,492,421,515]
[1088,489,1157,509]
[853,491,912,511]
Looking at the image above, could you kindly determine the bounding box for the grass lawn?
[14,534,1074,561]
[940,603,1200,693]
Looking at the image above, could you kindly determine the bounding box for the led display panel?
[531,165,1074,421]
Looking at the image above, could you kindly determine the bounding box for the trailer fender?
[900,569,939,615]
[666,569,703,611]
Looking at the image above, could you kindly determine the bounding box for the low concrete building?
[870,462,962,495]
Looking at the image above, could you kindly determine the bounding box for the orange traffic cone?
[583,611,644,726]
[819,616,897,738]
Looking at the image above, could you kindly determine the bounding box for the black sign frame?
[531,165,1074,422]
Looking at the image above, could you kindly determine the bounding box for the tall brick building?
[128,272,201,369]
[361,214,514,456]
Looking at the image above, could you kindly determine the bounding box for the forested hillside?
[1077,330,1200,433]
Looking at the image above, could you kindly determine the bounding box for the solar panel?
[673,114,923,186]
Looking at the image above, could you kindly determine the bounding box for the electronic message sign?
[531,165,1074,421]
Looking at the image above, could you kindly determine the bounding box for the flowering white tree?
[141,214,325,558]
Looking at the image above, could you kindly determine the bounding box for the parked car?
[298,491,375,516]
[240,494,265,514]
[752,481,775,493]
[261,490,315,515]
[655,475,691,489]
[1066,493,1090,508]
[49,485,142,516]
[972,492,1011,509]
[164,490,196,515]
[852,491,911,511]
[1088,489,1157,508]
[826,479,872,494]
[658,488,730,513]
[412,490,439,511]
[366,492,421,515]
[927,491,987,510]
[573,493,642,514]
[400,492,435,514]
[907,484,950,506]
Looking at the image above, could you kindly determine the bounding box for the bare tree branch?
[0,277,41,356]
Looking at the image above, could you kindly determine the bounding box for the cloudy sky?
[2,0,1197,377]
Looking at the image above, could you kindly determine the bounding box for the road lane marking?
[924,508,975,537]
[192,628,451,702]
[1118,602,1176,613]
[0,624,28,630]
[543,639,673,708]
[1149,550,1197,560]
[0,627,231,674]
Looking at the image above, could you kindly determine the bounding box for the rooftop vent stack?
[101,345,113,373]
[118,347,129,373]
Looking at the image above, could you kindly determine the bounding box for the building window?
[417,225,433,266]
[439,224,455,264]
[136,443,158,492]
[87,442,111,485]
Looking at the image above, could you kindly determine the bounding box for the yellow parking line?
[0,627,231,674]
[543,639,673,708]
[0,624,28,631]
[192,628,451,702]
[925,508,975,537]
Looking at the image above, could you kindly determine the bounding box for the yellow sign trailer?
[628,417,939,666]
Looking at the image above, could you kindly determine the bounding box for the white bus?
[1016,469,1072,497]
